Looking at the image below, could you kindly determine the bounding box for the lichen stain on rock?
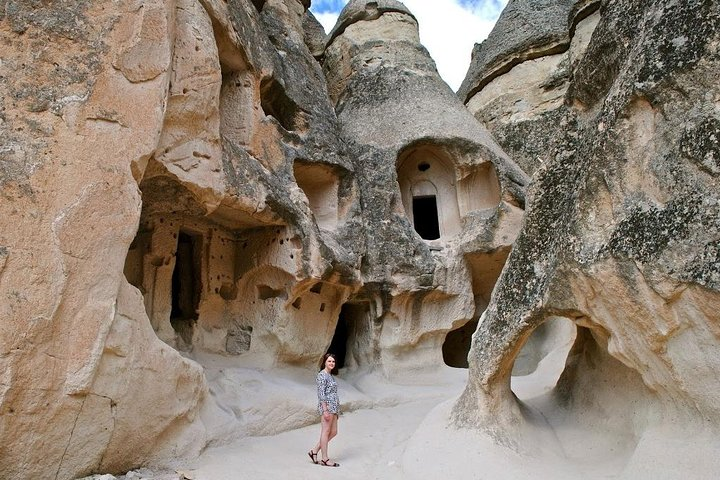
[452,0,720,477]
[679,117,720,175]
[606,196,699,263]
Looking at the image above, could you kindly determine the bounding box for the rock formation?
[0,0,355,476]
[321,0,527,375]
[2,0,719,478]
[442,0,720,477]
[0,0,525,478]
[459,0,602,175]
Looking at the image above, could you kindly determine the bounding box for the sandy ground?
[182,339,595,480]
[188,359,471,480]
[90,325,720,480]
[194,397,453,480]
[104,331,720,480]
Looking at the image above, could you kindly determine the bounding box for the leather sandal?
[320,458,340,467]
[308,450,318,464]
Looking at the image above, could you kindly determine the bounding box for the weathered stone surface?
[461,0,601,174]
[0,0,360,477]
[7,0,719,478]
[322,0,528,378]
[458,0,600,102]
[2,0,530,473]
[302,10,327,58]
[0,1,191,477]
[451,0,720,476]
[326,0,415,48]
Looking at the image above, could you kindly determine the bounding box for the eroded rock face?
[0,0,358,477]
[460,0,601,175]
[129,0,361,368]
[453,0,720,475]
[0,1,206,477]
[322,0,528,377]
[0,0,526,477]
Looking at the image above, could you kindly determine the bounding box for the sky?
[310,0,509,91]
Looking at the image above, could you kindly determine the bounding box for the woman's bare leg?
[313,433,320,455]
[316,413,333,461]
[328,414,338,442]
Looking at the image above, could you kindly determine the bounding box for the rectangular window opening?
[412,195,440,240]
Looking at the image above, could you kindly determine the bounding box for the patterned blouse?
[316,370,340,415]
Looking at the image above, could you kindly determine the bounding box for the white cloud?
[314,11,341,33]
[310,0,508,91]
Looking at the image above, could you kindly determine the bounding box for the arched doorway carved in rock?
[443,247,511,368]
[397,145,461,241]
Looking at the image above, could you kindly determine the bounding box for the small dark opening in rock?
[260,76,302,132]
[257,285,286,300]
[442,319,478,368]
[327,302,372,371]
[418,162,430,172]
[327,307,350,369]
[310,282,323,294]
[412,195,440,240]
[123,229,151,290]
[219,282,238,300]
[171,231,201,345]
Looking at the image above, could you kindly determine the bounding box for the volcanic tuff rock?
[3,0,719,478]
[460,0,601,174]
[0,0,524,478]
[448,0,720,477]
[0,0,359,477]
[323,0,528,373]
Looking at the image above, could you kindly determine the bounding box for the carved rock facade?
[0,0,524,477]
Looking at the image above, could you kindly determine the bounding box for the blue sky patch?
[310,0,348,14]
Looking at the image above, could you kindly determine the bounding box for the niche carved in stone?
[457,162,501,215]
[397,145,461,241]
[293,160,340,230]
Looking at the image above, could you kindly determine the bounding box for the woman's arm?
[316,372,329,412]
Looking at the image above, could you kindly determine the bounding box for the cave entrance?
[443,319,478,368]
[171,231,202,346]
[412,195,440,240]
[397,145,461,240]
[327,302,371,370]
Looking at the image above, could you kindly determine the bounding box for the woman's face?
[325,356,336,370]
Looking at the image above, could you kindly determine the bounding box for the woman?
[308,353,340,467]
